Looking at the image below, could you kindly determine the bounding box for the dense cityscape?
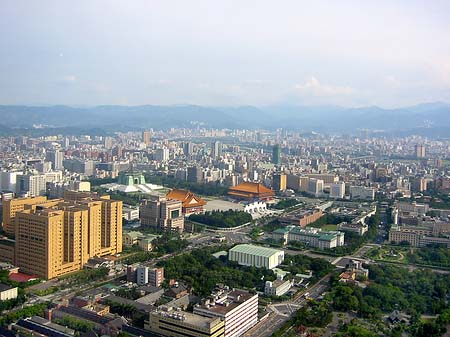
[0,127,448,337]
[2,1,450,337]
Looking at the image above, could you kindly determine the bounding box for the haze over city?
[1,0,450,107]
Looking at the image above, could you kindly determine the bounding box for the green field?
[321,224,338,231]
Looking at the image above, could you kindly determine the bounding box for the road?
[244,275,331,337]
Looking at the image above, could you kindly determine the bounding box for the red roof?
[9,272,39,283]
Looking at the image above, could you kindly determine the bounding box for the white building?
[229,244,284,269]
[16,173,46,197]
[194,286,258,337]
[0,284,18,301]
[0,171,22,192]
[264,279,292,297]
[350,186,375,200]
[308,178,324,197]
[155,148,170,162]
[330,182,345,199]
[272,227,345,249]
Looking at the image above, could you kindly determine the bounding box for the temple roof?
[228,182,274,196]
[166,189,207,208]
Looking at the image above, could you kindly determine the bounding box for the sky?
[1,0,450,107]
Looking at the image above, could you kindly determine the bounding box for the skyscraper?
[211,141,222,158]
[142,131,151,145]
[415,144,426,158]
[272,144,281,165]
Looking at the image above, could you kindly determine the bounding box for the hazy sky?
[1,0,450,107]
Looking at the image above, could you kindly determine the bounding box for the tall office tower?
[415,144,426,158]
[187,166,203,183]
[140,197,184,232]
[272,173,287,192]
[183,142,194,156]
[211,141,222,158]
[16,173,47,197]
[46,149,64,170]
[330,181,345,199]
[64,137,70,148]
[142,131,151,145]
[104,136,114,149]
[12,193,122,279]
[272,144,281,165]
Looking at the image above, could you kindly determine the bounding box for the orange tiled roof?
[228,182,274,195]
[166,189,207,207]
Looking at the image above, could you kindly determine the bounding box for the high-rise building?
[211,141,222,158]
[104,136,114,150]
[187,166,202,183]
[140,197,184,232]
[272,144,281,165]
[183,142,193,156]
[0,171,22,192]
[307,178,324,197]
[2,196,49,236]
[11,193,122,279]
[16,173,47,197]
[330,182,345,199]
[46,149,64,170]
[415,144,426,158]
[142,131,151,145]
[155,148,169,162]
[272,173,287,192]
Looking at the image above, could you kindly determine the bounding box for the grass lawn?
[322,224,338,231]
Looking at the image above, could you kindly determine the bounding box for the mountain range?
[1,102,450,136]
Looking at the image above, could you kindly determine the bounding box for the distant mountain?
[0,103,450,135]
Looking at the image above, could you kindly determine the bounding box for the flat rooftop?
[229,244,283,257]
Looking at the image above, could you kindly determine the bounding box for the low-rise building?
[264,278,293,297]
[0,283,18,300]
[279,209,323,227]
[229,244,284,269]
[272,226,345,249]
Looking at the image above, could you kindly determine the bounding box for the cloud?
[294,77,354,96]
[63,75,77,82]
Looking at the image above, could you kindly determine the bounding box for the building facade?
[228,244,284,269]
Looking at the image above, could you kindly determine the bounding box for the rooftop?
[229,244,283,257]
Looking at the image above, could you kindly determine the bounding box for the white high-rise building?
[16,173,47,197]
[330,181,345,199]
[46,149,64,170]
[0,171,22,192]
[308,178,324,197]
